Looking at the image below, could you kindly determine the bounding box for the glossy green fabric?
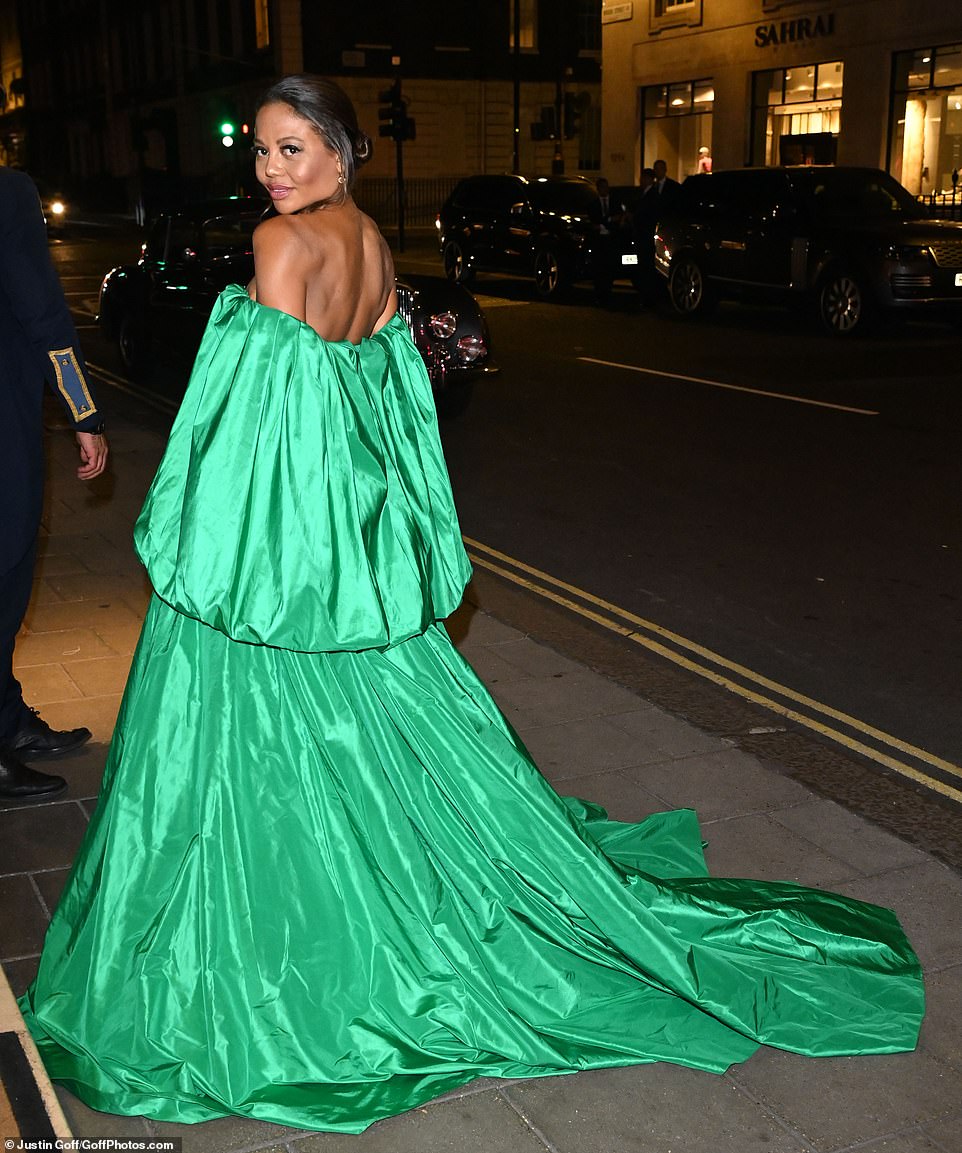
[21,288,923,1134]
[134,286,471,651]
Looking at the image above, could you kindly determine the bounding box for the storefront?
[890,41,962,201]
[600,1,962,196]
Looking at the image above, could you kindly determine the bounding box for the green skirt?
[20,595,923,1133]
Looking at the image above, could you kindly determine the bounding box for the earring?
[337,173,345,185]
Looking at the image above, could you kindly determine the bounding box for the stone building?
[601,0,962,206]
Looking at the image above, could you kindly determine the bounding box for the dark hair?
[256,74,373,199]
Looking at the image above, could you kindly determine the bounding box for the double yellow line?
[464,536,962,806]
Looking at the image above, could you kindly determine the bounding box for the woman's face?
[253,102,342,212]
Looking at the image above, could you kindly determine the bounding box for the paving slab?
[553,768,670,821]
[920,1111,962,1152]
[699,811,863,886]
[918,964,962,1071]
[518,714,665,779]
[285,1089,550,1153]
[622,746,815,821]
[491,669,646,730]
[502,1063,812,1153]
[728,1046,962,1153]
[770,798,931,875]
[839,861,962,971]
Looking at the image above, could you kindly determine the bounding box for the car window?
[795,169,925,222]
[144,217,169,261]
[204,214,259,257]
[453,178,518,210]
[530,181,598,215]
[167,218,200,261]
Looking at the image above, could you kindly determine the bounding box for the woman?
[21,76,923,1135]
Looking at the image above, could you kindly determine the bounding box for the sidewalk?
[1,394,960,1153]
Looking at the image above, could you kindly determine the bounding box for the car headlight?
[428,311,458,339]
[880,243,931,262]
[456,335,484,363]
[49,200,66,217]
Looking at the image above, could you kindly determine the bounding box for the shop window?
[641,77,713,180]
[890,42,962,203]
[751,61,843,167]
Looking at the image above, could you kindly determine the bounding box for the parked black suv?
[654,166,962,335]
[437,174,636,299]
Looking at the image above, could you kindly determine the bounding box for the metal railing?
[918,190,962,220]
[353,175,462,230]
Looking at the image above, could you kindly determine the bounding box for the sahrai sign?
[755,12,835,47]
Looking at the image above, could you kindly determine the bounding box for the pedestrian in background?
[697,145,713,174]
[0,165,108,805]
[630,165,662,306]
[592,176,627,303]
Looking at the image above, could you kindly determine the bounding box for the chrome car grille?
[891,274,933,289]
[395,285,415,330]
[929,241,962,268]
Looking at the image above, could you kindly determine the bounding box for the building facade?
[601,0,962,205]
[1,0,602,221]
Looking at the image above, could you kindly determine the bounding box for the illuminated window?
[255,0,270,50]
[509,0,537,50]
[751,61,843,166]
[891,42,962,201]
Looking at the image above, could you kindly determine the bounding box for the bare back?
[249,201,397,345]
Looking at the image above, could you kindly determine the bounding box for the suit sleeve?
[0,172,101,430]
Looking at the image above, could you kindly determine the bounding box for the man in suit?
[0,165,109,803]
[629,160,683,306]
[650,159,682,209]
[592,177,628,303]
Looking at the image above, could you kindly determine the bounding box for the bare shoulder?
[358,211,395,279]
[253,213,313,261]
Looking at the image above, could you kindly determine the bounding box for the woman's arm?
[251,216,310,321]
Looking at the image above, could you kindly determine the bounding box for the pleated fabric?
[20,288,924,1134]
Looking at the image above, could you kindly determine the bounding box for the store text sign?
[755,12,835,47]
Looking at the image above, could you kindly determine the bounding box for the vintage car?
[654,166,962,336]
[98,198,497,415]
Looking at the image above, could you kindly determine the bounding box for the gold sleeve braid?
[48,347,98,422]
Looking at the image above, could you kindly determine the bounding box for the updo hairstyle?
[256,74,373,200]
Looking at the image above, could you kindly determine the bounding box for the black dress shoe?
[0,747,67,803]
[8,709,92,759]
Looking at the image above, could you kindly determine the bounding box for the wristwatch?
[85,421,106,435]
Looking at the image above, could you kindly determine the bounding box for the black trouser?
[0,540,37,743]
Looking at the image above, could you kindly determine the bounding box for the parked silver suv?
[654,167,962,335]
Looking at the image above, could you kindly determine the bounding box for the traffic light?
[378,80,415,143]
[563,92,588,139]
[216,103,248,148]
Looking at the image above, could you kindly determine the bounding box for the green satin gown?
[20,286,924,1133]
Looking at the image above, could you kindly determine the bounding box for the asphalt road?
[50,226,962,832]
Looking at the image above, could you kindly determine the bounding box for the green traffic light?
[220,121,235,136]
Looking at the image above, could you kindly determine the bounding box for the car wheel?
[443,240,474,286]
[532,245,569,299]
[117,312,150,377]
[818,268,874,336]
[668,254,714,318]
